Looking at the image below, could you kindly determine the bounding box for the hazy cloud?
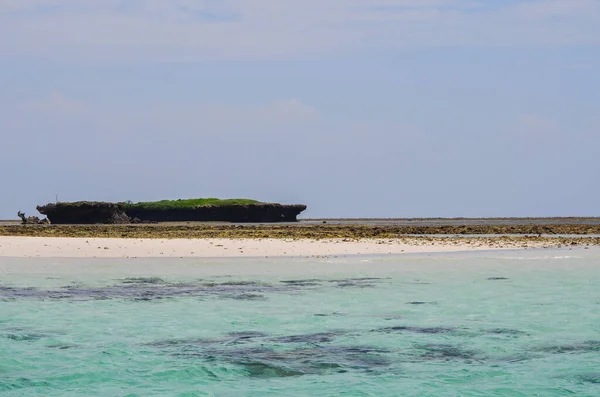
[1,90,598,218]
[516,113,561,138]
[3,93,319,142]
[18,92,88,117]
[1,0,599,61]
[516,0,600,20]
[1,1,599,218]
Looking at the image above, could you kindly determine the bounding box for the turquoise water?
[2,249,600,396]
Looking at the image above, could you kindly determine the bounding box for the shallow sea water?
[1,248,600,396]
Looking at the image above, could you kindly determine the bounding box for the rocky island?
[36,198,307,224]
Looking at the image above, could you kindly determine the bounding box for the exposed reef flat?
[302,217,600,227]
[2,222,600,238]
[2,218,600,258]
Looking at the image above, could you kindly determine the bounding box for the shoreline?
[0,235,592,259]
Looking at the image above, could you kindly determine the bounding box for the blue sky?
[1,0,599,218]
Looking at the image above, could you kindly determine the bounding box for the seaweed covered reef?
[3,223,600,250]
[36,200,307,224]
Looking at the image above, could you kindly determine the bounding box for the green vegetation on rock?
[123,198,263,210]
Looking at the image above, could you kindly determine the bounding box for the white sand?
[0,236,518,258]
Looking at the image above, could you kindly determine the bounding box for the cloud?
[516,113,561,137]
[1,93,320,147]
[2,91,598,218]
[19,91,88,117]
[516,0,600,20]
[1,0,599,62]
[255,99,319,124]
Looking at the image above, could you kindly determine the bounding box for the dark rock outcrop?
[36,202,131,225]
[17,211,50,225]
[36,202,307,224]
[125,203,307,223]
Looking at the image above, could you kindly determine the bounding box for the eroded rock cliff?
[37,202,130,224]
[125,203,306,223]
[36,202,307,224]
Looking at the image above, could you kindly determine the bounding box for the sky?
[1,0,599,219]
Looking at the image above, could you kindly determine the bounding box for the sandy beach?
[0,235,562,258]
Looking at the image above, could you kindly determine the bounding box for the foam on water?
[1,248,600,396]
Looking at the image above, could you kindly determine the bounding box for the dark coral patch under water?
[3,332,47,342]
[415,344,482,362]
[272,332,338,344]
[533,341,600,354]
[280,279,322,286]
[0,277,388,302]
[1,326,61,342]
[377,326,456,334]
[121,277,165,284]
[486,328,528,336]
[177,345,392,378]
[314,312,347,317]
[146,329,391,378]
[574,372,600,384]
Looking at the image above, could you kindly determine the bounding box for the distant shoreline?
[3,217,600,226]
[302,217,600,221]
